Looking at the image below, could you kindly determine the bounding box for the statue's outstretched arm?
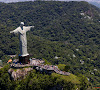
[26,26,34,32]
[10,28,19,34]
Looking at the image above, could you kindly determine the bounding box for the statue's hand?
[10,31,13,33]
[31,26,34,28]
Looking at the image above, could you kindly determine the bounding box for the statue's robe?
[11,26,33,56]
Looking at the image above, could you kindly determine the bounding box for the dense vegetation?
[0,1,100,87]
[0,65,93,90]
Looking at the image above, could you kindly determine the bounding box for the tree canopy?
[0,1,100,87]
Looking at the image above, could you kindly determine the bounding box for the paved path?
[11,60,70,76]
[35,64,70,76]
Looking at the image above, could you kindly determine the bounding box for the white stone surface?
[10,22,34,56]
[94,69,97,71]
[54,56,60,59]
[76,49,79,51]
[73,54,76,57]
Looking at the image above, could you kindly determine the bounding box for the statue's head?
[20,22,24,26]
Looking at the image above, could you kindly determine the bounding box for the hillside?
[0,1,100,87]
[0,65,94,90]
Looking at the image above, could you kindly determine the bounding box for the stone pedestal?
[19,55,30,64]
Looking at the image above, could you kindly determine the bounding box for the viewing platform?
[10,58,70,76]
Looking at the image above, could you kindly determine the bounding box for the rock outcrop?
[8,67,33,80]
[0,66,3,69]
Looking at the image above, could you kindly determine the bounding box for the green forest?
[0,1,100,89]
[0,65,93,90]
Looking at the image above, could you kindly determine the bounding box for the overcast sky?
[0,0,100,4]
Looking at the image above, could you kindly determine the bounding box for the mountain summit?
[0,1,100,87]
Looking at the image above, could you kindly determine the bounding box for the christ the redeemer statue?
[10,22,34,63]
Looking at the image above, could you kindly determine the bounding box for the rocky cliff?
[8,67,33,80]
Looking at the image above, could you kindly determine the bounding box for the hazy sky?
[68,0,100,3]
[0,0,100,3]
[60,0,100,3]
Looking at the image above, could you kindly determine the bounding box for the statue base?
[19,55,30,64]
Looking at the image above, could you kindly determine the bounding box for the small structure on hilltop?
[30,58,45,65]
[10,58,70,76]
